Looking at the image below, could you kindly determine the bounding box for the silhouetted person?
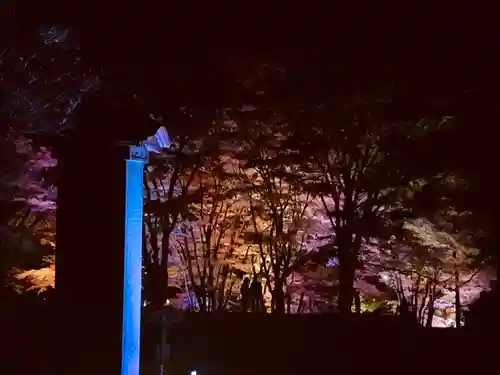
[240,277,251,312]
[251,278,264,312]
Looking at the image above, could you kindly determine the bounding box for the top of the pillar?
[127,126,171,162]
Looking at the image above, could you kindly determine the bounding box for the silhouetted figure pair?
[240,277,264,312]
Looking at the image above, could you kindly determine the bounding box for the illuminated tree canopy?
[0,14,496,330]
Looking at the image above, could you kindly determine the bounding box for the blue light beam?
[121,145,148,375]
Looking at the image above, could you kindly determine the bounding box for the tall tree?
[0,24,99,135]
[0,136,56,296]
[362,216,483,326]
[232,123,316,313]
[290,98,452,314]
[0,24,93,297]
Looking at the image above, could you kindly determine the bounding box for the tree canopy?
[0,7,497,330]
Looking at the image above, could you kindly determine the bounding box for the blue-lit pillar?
[121,144,148,375]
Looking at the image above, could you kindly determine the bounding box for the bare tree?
[365,217,482,326]
[290,101,452,315]
[173,161,249,311]
[234,126,314,313]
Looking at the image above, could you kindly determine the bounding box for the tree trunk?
[497,260,500,286]
[425,282,437,328]
[425,301,435,328]
[354,290,361,314]
[338,251,355,315]
[156,232,171,375]
[149,264,165,310]
[455,269,462,328]
[157,231,171,307]
[273,280,286,313]
[453,250,462,328]
[297,292,305,313]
